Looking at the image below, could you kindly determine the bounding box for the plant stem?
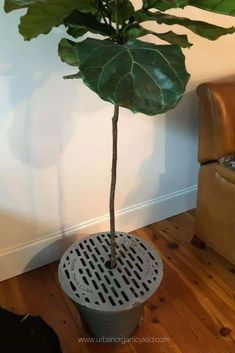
[110,104,119,269]
[115,0,119,32]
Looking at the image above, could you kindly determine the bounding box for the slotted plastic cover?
[58,232,163,311]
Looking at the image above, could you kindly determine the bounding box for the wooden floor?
[0,210,235,353]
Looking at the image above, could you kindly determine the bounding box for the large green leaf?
[156,12,235,40]
[4,0,29,12]
[124,25,192,47]
[108,0,135,24]
[142,0,188,11]
[58,38,79,66]
[58,38,190,115]
[136,10,235,40]
[18,0,97,40]
[64,10,115,37]
[189,0,235,17]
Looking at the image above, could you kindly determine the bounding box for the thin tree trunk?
[110,104,119,269]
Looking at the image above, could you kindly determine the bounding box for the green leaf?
[142,0,188,11]
[67,26,87,39]
[4,0,28,12]
[58,38,79,66]
[108,0,135,24]
[64,10,115,37]
[124,25,192,47]
[74,0,97,14]
[189,0,235,17]
[18,0,97,40]
[156,12,235,40]
[155,30,192,47]
[136,11,235,40]
[59,38,190,115]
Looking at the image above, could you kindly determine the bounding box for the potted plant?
[4,0,235,341]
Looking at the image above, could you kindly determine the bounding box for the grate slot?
[92,279,99,290]
[79,243,84,250]
[121,291,129,302]
[118,257,124,265]
[104,274,111,285]
[75,249,81,257]
[89,261,95,270]
[81,258,86,267]
[142,282,149,292]
[126,259,133,269]
[124,267,131,276]
[140,243,147,251]
[92,254,98,262]
[133,270,141,280]
[102,244,108,252]
[132,278,140,289]
[108,296,116,306]
[104,238,110,246]
[148,251,155,260]
[97,236,103,243]
[130,287,138,298]
[113,278,121,288]
[94,247,101,255]
[128,253,135,261]
[122,275,130,285]
[101,283,108,294]
[82,276,89,286]
[94,271,101,281]
[98,292,106,303]
[98,263,104,273]
[119,250,126,258]
[135,262,143,272]
[89,238,95,246]
[65,270,70,279]
[69,281,76,292]
[122,244,128,252]
[137,255,144,264]
[86,244,92,252]
[130,247,137,255]
[111,286,119,297]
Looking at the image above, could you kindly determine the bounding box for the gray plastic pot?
[58,232,163,340]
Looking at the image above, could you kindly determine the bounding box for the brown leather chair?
[192,80,235,265]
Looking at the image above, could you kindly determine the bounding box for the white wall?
[1,2,235,279]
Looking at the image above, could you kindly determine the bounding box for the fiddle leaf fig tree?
[4,0,235,268]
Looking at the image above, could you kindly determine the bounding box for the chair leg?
[191,235,207,249]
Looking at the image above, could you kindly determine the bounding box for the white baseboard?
[0,185,197,282]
